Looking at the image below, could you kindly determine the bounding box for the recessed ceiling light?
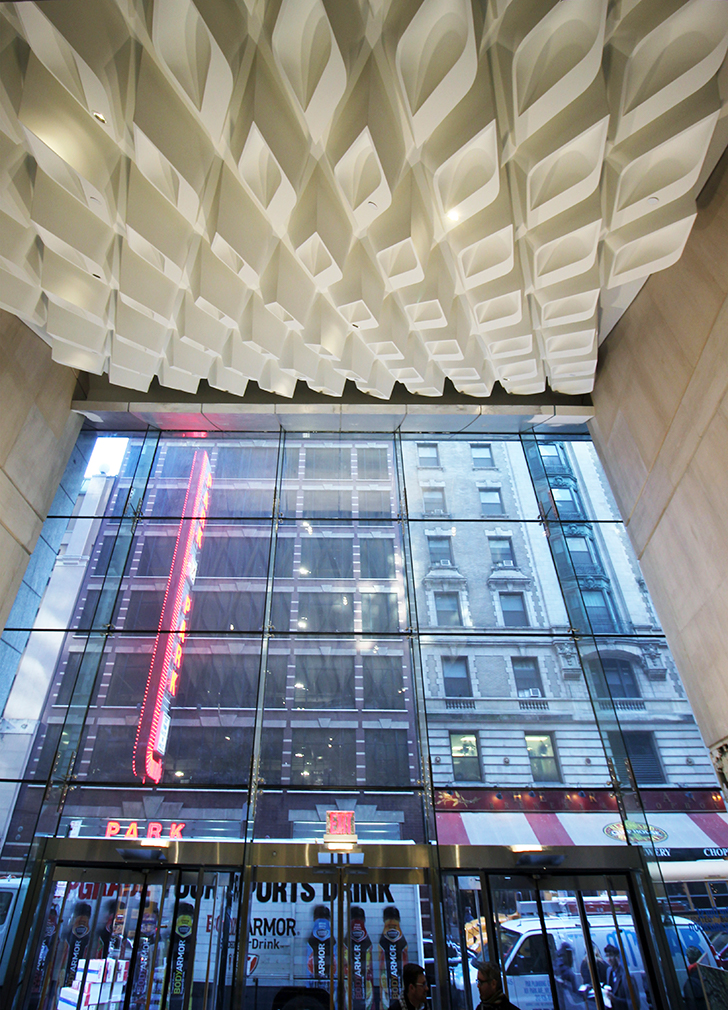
[367,200,377,208]
[648,196,660,205]
[447,209,460,222]
[93,111,106,123]
[92,273,101,279]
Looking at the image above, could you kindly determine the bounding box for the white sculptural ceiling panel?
[0,0,726,397]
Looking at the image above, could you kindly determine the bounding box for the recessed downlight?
[92,111,106,123]
[446,208,460,222]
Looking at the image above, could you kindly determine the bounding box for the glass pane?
[581,880,651,1010]
[408,521,565,632]
[401,437,539,521]
[254,790,427,843]
[257,637,419,789]
[242,868,432,1010]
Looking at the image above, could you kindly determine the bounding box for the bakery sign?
[603,819,668,844]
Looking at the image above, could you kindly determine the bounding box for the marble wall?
[590,149,728,774]
[0,311,81,632]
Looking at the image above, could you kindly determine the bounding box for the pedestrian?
[387,962,429,1010]
[473,960,522,1010]
[580,944,608,987]
[555,943,580,1008]
[604,943,640,1010]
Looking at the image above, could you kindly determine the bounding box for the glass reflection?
[0,429,717,872]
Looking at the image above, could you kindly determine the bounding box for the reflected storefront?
[0,431,724,1010]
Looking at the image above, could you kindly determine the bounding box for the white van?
[455,911,719,1010]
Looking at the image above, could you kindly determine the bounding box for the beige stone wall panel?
[591,148,728,753]
[0,312,80,633]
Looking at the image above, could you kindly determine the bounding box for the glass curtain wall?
[0,430,719,959]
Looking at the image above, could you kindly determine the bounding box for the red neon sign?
[132,450,212,783]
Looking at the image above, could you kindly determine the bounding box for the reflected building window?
[566,534,595,570]
[443,657,471,697]
[106,652,151,706]
[471,444,494,468]
[363,656,406,709]
[359,491,392,519]
[216,445,277,479]
[551,485,582,518]
[428,536,453,567]
[206,488,274,518]
[264,654,288,708]
[450,732,480,781]
[304,447,351,479]
[137,536,175,577]
[293,654,355,708]
[512,658,543,698]
[273,537,295,577]
[417,443,440,467]
[161,445,196,478]
[299,538,353,579]
[302,490,352,519]
[500,592,529,628]
[192,591,265,632]
[538,443,565,477]
[609,730,665,784]
[124,590,164,631]
[365,729,411,786]
[357,448,389,479]
[479,488,503,516]
[361,593,399,633]
[489,537,515,566]
[297,593,353,633]
[175,653,262,708]
[360,539,396,579]
[583,589,616,633]
[290,728,357,786]
[525,732,561,782]
[590,658,640,699]
[199,536,270,578]
[165,727,251,785]
[150,487,186,517]
[423,488,447,515]
[76,589,102,630]
[435,592,462,627]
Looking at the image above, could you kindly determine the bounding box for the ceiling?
[1,0,727,402]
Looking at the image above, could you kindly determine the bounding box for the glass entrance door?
[22,865,241,1010]
[241,861,432,1010]
[441,870,678,1010]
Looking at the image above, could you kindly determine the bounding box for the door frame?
[2,840,682,1010]
[437,844,682,1010]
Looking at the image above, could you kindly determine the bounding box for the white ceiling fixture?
[1,0,727,399]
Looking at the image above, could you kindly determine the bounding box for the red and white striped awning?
[436,810,728,851]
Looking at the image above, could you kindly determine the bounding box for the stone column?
[589,149,728,787]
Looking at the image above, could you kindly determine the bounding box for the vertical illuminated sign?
[133,450,212,783]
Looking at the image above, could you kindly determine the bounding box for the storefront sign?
[646,846,728,861]
[603,819,668,844]
[105,820,185,840]
[133,450,212,784]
